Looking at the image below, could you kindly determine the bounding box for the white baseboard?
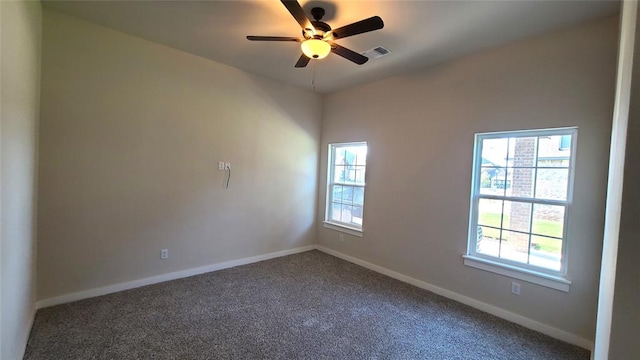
[315,245,594,351]
[36,245,316,309]
[19,304,38,360]
[35,243,593,351]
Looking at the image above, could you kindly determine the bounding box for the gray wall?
[37,10,322,300]
[608,6,640,358]
[0,1,41,359]
[318,16,618,342]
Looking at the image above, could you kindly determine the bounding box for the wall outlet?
[511,281,521,295]
[161,249,169,260]
[339,234,344,242]
[225,162,231,170]
[218,162,225,170]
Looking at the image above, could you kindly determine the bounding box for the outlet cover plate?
[512,281,521,295]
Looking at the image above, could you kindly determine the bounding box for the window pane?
[342,186,354,203]
[352,206,363,225]
[503,201,531,233]
[476,225,500,257]
[480,167,507,196]
[332,185,343,202]
[342,147,358,166]
[499,230,530,264]
[480,167,494,189]
[331,203,342,222]
[478,199,503,228]
[535,168,569,201]
[508,137,538,168]
[559,135,572,151]
[537,135,571,167]
[354,166,366,184]
[335,148,346,165]
[481,138,508,168]
[538,159,570,168]
[530,235,562,270]
[353,187,364,205]
[355,146,367,166]
[341,204,353,223]
[506,167,535,198]
[532,204,564,238]
[346,168,356,183]
[334,165,346,182]
[480,225,501,240]
[338,166,365,185]
[538,135,572,158]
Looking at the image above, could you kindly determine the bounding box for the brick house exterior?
[507,136,570,252]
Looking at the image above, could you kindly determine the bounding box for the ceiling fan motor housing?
[303,22,331,39]
[301,7,330,39]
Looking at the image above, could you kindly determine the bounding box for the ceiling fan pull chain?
[312,62,317,92]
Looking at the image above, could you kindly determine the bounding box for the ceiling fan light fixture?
[301,39,331,59]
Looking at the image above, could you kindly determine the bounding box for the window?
[464,128,577,291]
[324,142,367,236]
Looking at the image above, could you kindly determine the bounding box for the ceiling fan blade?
[281,0,315,32]
[246,36,302,42]
[331,16,384,39]
[294,54,310,68]
[330,43,368,65]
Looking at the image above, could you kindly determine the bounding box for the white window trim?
[462,255,571,292]
[322,221,363,237]
[325,141,367,234]
[465,127,577,291]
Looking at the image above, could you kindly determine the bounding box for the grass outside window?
[479,209,562,253]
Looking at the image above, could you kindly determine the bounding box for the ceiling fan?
[247,0,384,68]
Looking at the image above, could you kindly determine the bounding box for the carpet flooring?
[24,250,589,359]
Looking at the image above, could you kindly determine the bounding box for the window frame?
[464,127,578,291]
[323,141,367,236]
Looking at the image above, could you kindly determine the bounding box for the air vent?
[361,46,391,59]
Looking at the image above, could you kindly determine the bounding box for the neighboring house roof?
[481,157,499,167]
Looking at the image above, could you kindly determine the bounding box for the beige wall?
[608,5,640,358]
[0,1,42,359]
[318,16,618,342]
[37,10,322,300]
[29,6,630,356]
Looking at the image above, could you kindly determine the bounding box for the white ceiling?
[42,0,620,94]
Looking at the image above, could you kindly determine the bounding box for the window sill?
[462,255,571,292]
[323,222,363,237]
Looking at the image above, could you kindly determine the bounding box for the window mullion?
[478,194,567,207]
[333,183,365,188]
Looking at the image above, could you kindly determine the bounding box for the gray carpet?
[24,250,589,359]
